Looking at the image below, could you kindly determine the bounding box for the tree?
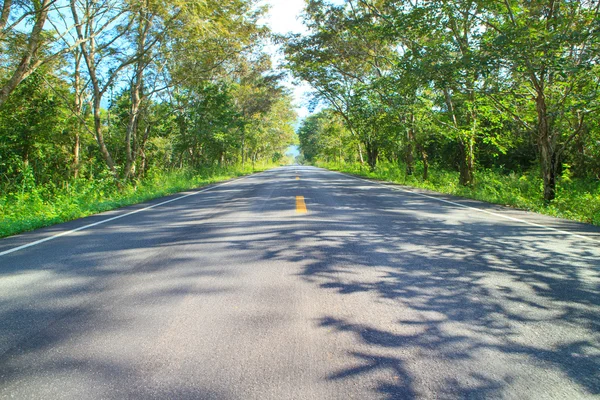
[484,0,600,201]
[0,0,88,107]
[0,69,72,185]
[297,109,351,164]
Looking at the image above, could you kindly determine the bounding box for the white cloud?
[258,0,307,35]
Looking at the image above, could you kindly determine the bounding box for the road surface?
[0,166,599,399]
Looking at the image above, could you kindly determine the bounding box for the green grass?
[317,161,600,226]
[0,163,276,238]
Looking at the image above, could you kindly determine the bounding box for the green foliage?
[0,0,298,238]
[1,0,599,237]
[297,110,352,163]
[0,71,73,189]
[287,0,600,204]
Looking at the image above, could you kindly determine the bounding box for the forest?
[0,0,296,237]
[286,0,600,224]
[1,0,599,238]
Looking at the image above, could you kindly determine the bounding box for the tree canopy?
[0,0,296,192]
[286,0,600,202]
[1,0,599,208]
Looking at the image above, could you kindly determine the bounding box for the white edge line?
[0,172,265,257]
[336,170,600,245]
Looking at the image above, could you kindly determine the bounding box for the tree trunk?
[0,0,51,108]
[93,97,116,174]
[457,137,474,186]
[124,10,151,180]
[405,114,416,176]
[537,93,557,202]
[71,0,117,178]
[72,51,83,179]
[138,124,151,177]
[124,69,143,179]
[405,142,414,176]
[357,142,365,165]
[465,95,477,186]
[540,149,557,202]
[0,0,12,33]
[73,132,80,178]
[443,87,475,186]
[241,130,246,167]
[421,150,429,181]
[365,141,378,171]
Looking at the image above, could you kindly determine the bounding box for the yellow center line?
[296,196,307,213]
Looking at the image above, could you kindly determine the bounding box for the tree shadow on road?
[0,168,598,398]
[223,172,600,398]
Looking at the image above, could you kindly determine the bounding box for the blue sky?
[258,0,345,157]
[258,0,312,120]
[259,0,310,157]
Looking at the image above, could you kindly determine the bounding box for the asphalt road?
[0,166,599,399]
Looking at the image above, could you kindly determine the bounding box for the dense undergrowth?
[317,161,600,226]
[0,163,276,238]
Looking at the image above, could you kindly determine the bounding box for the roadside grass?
[317,161,600,226]
[0,163,276,238]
